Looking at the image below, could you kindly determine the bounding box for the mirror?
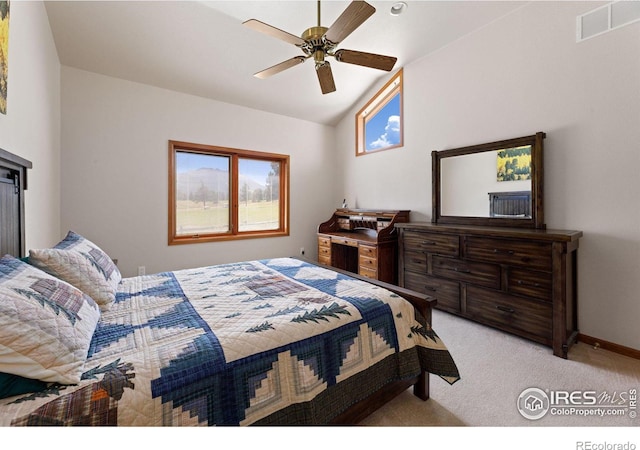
[432,132,545,229]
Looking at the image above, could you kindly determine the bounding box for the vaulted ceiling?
[45,1,525,125]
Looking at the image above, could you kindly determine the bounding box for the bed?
[0,229,459,426]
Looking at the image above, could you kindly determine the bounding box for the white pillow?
[29,231,121,311]
[0,255,101,384]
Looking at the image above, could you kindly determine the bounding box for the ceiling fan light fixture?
[390,2,408,16]
[244,1,397,94]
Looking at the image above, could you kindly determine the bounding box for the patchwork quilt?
[0,258,459,426]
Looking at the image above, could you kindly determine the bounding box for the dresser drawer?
[403,230,459,257]
[465,237,551,271]
[403,250,427,273]
[466,286,552,342]
[318,235,332,248]
[404,271,460,313]
[433,256,500,289]
[508,267,552,301]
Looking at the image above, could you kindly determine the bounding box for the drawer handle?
[517,280,541,287]
[412,258,424,264]
[421,240,436,246]
[452,267,471,274]
[424,286,436,292]
[496,305,516,314]
[493,249,515,255]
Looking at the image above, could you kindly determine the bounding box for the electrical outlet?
[138,266,146,276]
[300,247,305,256]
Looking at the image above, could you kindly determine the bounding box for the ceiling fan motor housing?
[301,26,336,62]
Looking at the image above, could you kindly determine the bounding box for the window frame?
[168,140,289,245]
[355,69,403,156]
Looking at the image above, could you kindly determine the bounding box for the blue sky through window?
[364,92,401,152]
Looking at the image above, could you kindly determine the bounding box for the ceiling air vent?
[577,0,640,42]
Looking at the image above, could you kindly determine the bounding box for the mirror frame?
[432,132,546,229]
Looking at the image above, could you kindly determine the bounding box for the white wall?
[0,1,60,250]
[60,67,336,277]
[335,2,640,350]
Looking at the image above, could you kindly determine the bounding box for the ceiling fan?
[243,1,398,94]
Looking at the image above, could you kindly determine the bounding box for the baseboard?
[578,333,640,360]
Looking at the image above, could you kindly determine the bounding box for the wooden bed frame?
[301,258,436,424]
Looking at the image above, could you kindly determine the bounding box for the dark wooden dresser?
[318,209,409,284]
[396,222,582,358]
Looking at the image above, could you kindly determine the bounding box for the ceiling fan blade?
[316,62,336,94]
[324,1,375,45]
[243,19,306,47]
[334,49,397,72]
[254,56,307,79]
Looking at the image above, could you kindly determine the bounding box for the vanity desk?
[405,132,583,358]
[317,208,409,284]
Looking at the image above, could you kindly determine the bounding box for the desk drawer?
[318,255,331,266]
[358,253,377,270]
[404,271,460,312]
[359,266,377,279]
[466,286,552,342]
[403,230,459,257]
[359,244,377,258]
[465,237,551,271]
[433,256,500,289]
[359,245,378,279]
[318,235,331,248]
[318,245,331,258]
[331,236,358,247]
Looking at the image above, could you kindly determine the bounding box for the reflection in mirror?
[432,132,545,229]
[441,147,532,218]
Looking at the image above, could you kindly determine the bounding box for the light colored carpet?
[361,309,640,428]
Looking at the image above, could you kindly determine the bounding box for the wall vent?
[577,1,640,42]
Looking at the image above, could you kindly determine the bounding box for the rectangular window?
[356,69,403,156]
[168,141,289,245]
[238,158,281,232]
